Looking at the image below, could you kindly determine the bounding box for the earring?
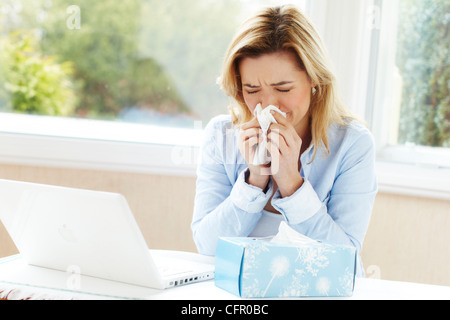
[312,87,317,95]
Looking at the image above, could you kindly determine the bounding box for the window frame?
[369,0,450,200]
[0,113,201,177]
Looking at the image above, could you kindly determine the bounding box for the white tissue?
[271,221,318,246]
[252,104,287,166]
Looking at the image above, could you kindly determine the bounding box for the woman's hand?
[267,111,304,198]
[238,117,271,190]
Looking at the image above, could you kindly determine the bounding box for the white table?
[0,250,449,300]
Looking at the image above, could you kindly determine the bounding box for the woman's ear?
[308,75,317,92]
[311,82,317,95]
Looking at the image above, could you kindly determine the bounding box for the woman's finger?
[240,117,260,131]
[267,128,288,156]
[269,121,300,148]
[268,125,290,150]
[238,128,260,154]
[266,139,281,175]
[271,110,290,126]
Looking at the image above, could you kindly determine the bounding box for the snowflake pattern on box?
[239,239,355,298]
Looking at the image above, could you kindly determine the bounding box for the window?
[0,0,307,130]
[371,0,450,168]
[303,0,450,199]
[370,0,450,199]
[0,0,234,128]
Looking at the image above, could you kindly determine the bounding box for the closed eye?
[277,89,291,93]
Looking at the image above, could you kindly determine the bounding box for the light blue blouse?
[191,115,378,276]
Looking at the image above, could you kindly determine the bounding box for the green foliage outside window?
[0,31,77,116]
[0,0,241,126]
[0,0,447,144]
[396,0,450,148]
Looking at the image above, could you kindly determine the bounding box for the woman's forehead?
[239,51,307,84]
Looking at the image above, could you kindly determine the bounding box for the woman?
[191,5,377,276]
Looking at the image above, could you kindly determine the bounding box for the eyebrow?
[243,81,294,88]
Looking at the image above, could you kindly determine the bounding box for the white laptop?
[0,179,214,290]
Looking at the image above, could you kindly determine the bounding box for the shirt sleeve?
[271,130,378,258]
[191,118,273,255]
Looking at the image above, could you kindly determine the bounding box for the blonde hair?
[218,5,356,160]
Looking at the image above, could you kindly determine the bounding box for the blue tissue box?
[214,237,356,298]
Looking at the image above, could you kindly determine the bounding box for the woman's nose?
[260,93,278,108]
